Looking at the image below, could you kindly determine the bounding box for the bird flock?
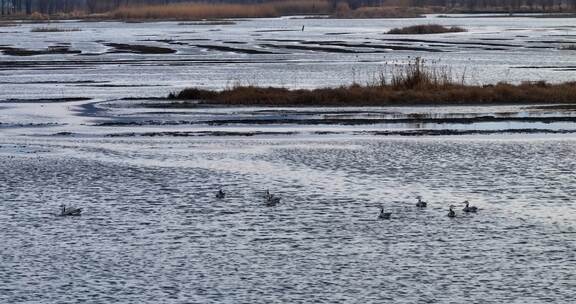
[380,197,478,220]
[214,190,478,220]
[58,190,479,219]
[443,200,479,218]
[215,189,282,207]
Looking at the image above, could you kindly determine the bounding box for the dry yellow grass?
[169,58,576,106]
[387,24,466,34]
[30,26,81,32]
[169,81,576,106]
[110,1,426,20]
[334,3,428,18]
[111,0,331,20]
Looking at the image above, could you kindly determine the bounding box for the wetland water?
[1,138,575,303]
[1,14,576,99]
[1,14,575,303]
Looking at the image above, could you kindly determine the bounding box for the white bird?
[462,201,478,213]
[60,204,82,216]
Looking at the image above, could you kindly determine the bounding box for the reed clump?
[387,24,466,34]
[560,44,576,50]
[169,57,576,106]
[178,21,236,26]
[30,26,81,32]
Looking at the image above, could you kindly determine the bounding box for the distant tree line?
[410,0,576,11]
[1,0,575,16]
[1,0,86,15]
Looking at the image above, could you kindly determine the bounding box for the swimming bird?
[216,189,226,199]
[265,194,281,206]
[263,189,280,205]
[378,207,391,220]
[462,201,478,213]
[447,205,456,218]
[60,204,82,216]
[416,197,427,208]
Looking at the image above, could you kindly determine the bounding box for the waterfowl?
[60,204,82,216]
[378,207,391,220]
[463,201,478,213]
[447,205,456,218]
[265,194,281,206]
[263,189,280,206]
[216,189,226,199]
[416,197,427,208]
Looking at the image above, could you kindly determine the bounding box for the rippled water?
[1,137,575,303]
[1,13,576,303]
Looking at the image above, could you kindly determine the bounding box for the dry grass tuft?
[169,57,576,106]
[30,26,81,32]
[178,21,237,26]
[0,45,81,56]
[560,44,576,50]
[387,24,466,34]
[169,82,576,107]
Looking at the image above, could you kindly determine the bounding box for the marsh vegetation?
[169,58,576,106]
[30,26,81,32]
[560,44,576,50]
[111,0,332,20]
[109,1,430,20]
[387,24,466,35]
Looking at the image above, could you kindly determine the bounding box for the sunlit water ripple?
[1,137,575,303]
